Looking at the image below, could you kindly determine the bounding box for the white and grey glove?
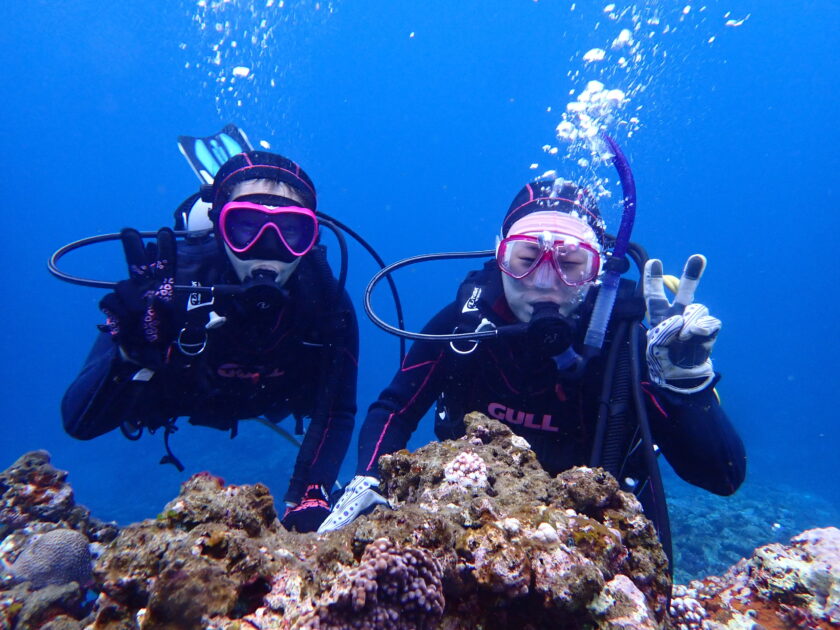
[317,475,390,533]
[644,255,721,394]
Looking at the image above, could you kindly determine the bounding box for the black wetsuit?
[62,243,358,504]
[356,262,745,502]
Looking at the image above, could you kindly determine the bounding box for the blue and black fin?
[178,124,254,185]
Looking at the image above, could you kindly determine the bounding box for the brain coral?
[10,528,92,589]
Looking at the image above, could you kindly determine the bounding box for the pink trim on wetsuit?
[342,346,359,368]
[400,358,438,372]
[309,398,336,466]
[365,350,444,471]
[641,382,669,418]
[486,347,520,395]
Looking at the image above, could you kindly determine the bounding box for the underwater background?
[2,0,837,583]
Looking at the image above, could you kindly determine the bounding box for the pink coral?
[443,451,487,489]
[297,537,444,630]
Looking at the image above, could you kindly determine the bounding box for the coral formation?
[669,526,840,629]
[0,451,75,536]
[8,529,92,589]
[0,451,118,630]
[93,473,279,625]
[2,422,839,630]
[84,412,670,629]
[295,537,444,629]
[667,476,840,584]
[442,450,488,489]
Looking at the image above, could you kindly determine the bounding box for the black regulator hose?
[364,249,507,343]
[47,231,212,293]
[319,211,408,361]
[590,240,649,472]
[49,216,409,364]
[317,218,348,301]
[630,322,674,576]
[590,319,629,472]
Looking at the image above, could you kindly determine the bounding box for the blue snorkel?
[582,134,636,353]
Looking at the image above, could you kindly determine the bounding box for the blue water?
[2,0,838,577]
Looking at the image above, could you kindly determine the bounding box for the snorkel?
[581,134,636,353]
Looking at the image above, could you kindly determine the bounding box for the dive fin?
[178,124,254,185]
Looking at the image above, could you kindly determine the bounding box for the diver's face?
[501,249,592,323]
[224,180,304,286]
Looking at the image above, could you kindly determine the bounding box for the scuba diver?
[60,140,358,534]
[319,142,746,565]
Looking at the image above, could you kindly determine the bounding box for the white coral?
[530,522,560,544]
[589,574,657,629]
[509,435,530,450]
[498,518,521,535]
[443,451,488,489]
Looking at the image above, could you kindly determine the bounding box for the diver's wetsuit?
[356,263,745,501]
[62,246,358,504]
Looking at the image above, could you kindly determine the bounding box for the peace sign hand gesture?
[99,228,178,368]
[644,254,720,394]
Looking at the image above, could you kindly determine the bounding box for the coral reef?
[8,529,92,589]
[294,537,445,629]
[0,451,118,630]
[2,419,838,630]
[669,526,840,630]
[0,451,75,536]
[667,474,840,584]
[85,413,670,629]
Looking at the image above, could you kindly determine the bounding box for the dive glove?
[281,484,331,533]
[644,255,720,394]
[317,475,390,533]
[99,228,177,368]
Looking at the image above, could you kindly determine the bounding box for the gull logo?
[187,281,214,311]
[487,402,559,432]
[462,287,482,313]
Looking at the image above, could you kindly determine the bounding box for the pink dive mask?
[496,232,602,286]
[218,200,319,259]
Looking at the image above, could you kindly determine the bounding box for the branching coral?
[296,538,444,630]
[443,451,488,490]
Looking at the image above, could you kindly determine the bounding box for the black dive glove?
[99,228,177,368]
[281,484,331,533]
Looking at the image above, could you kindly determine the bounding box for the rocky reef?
[0,416,838,630]
[667,476,840,585]
[669,526,840,629]
[90,413,670,629]
[0,450,118,629]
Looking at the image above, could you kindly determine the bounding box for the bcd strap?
[611,295,646,321]
[175,282,217,357]
[171,232,226,359]
[452,260,501,336]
